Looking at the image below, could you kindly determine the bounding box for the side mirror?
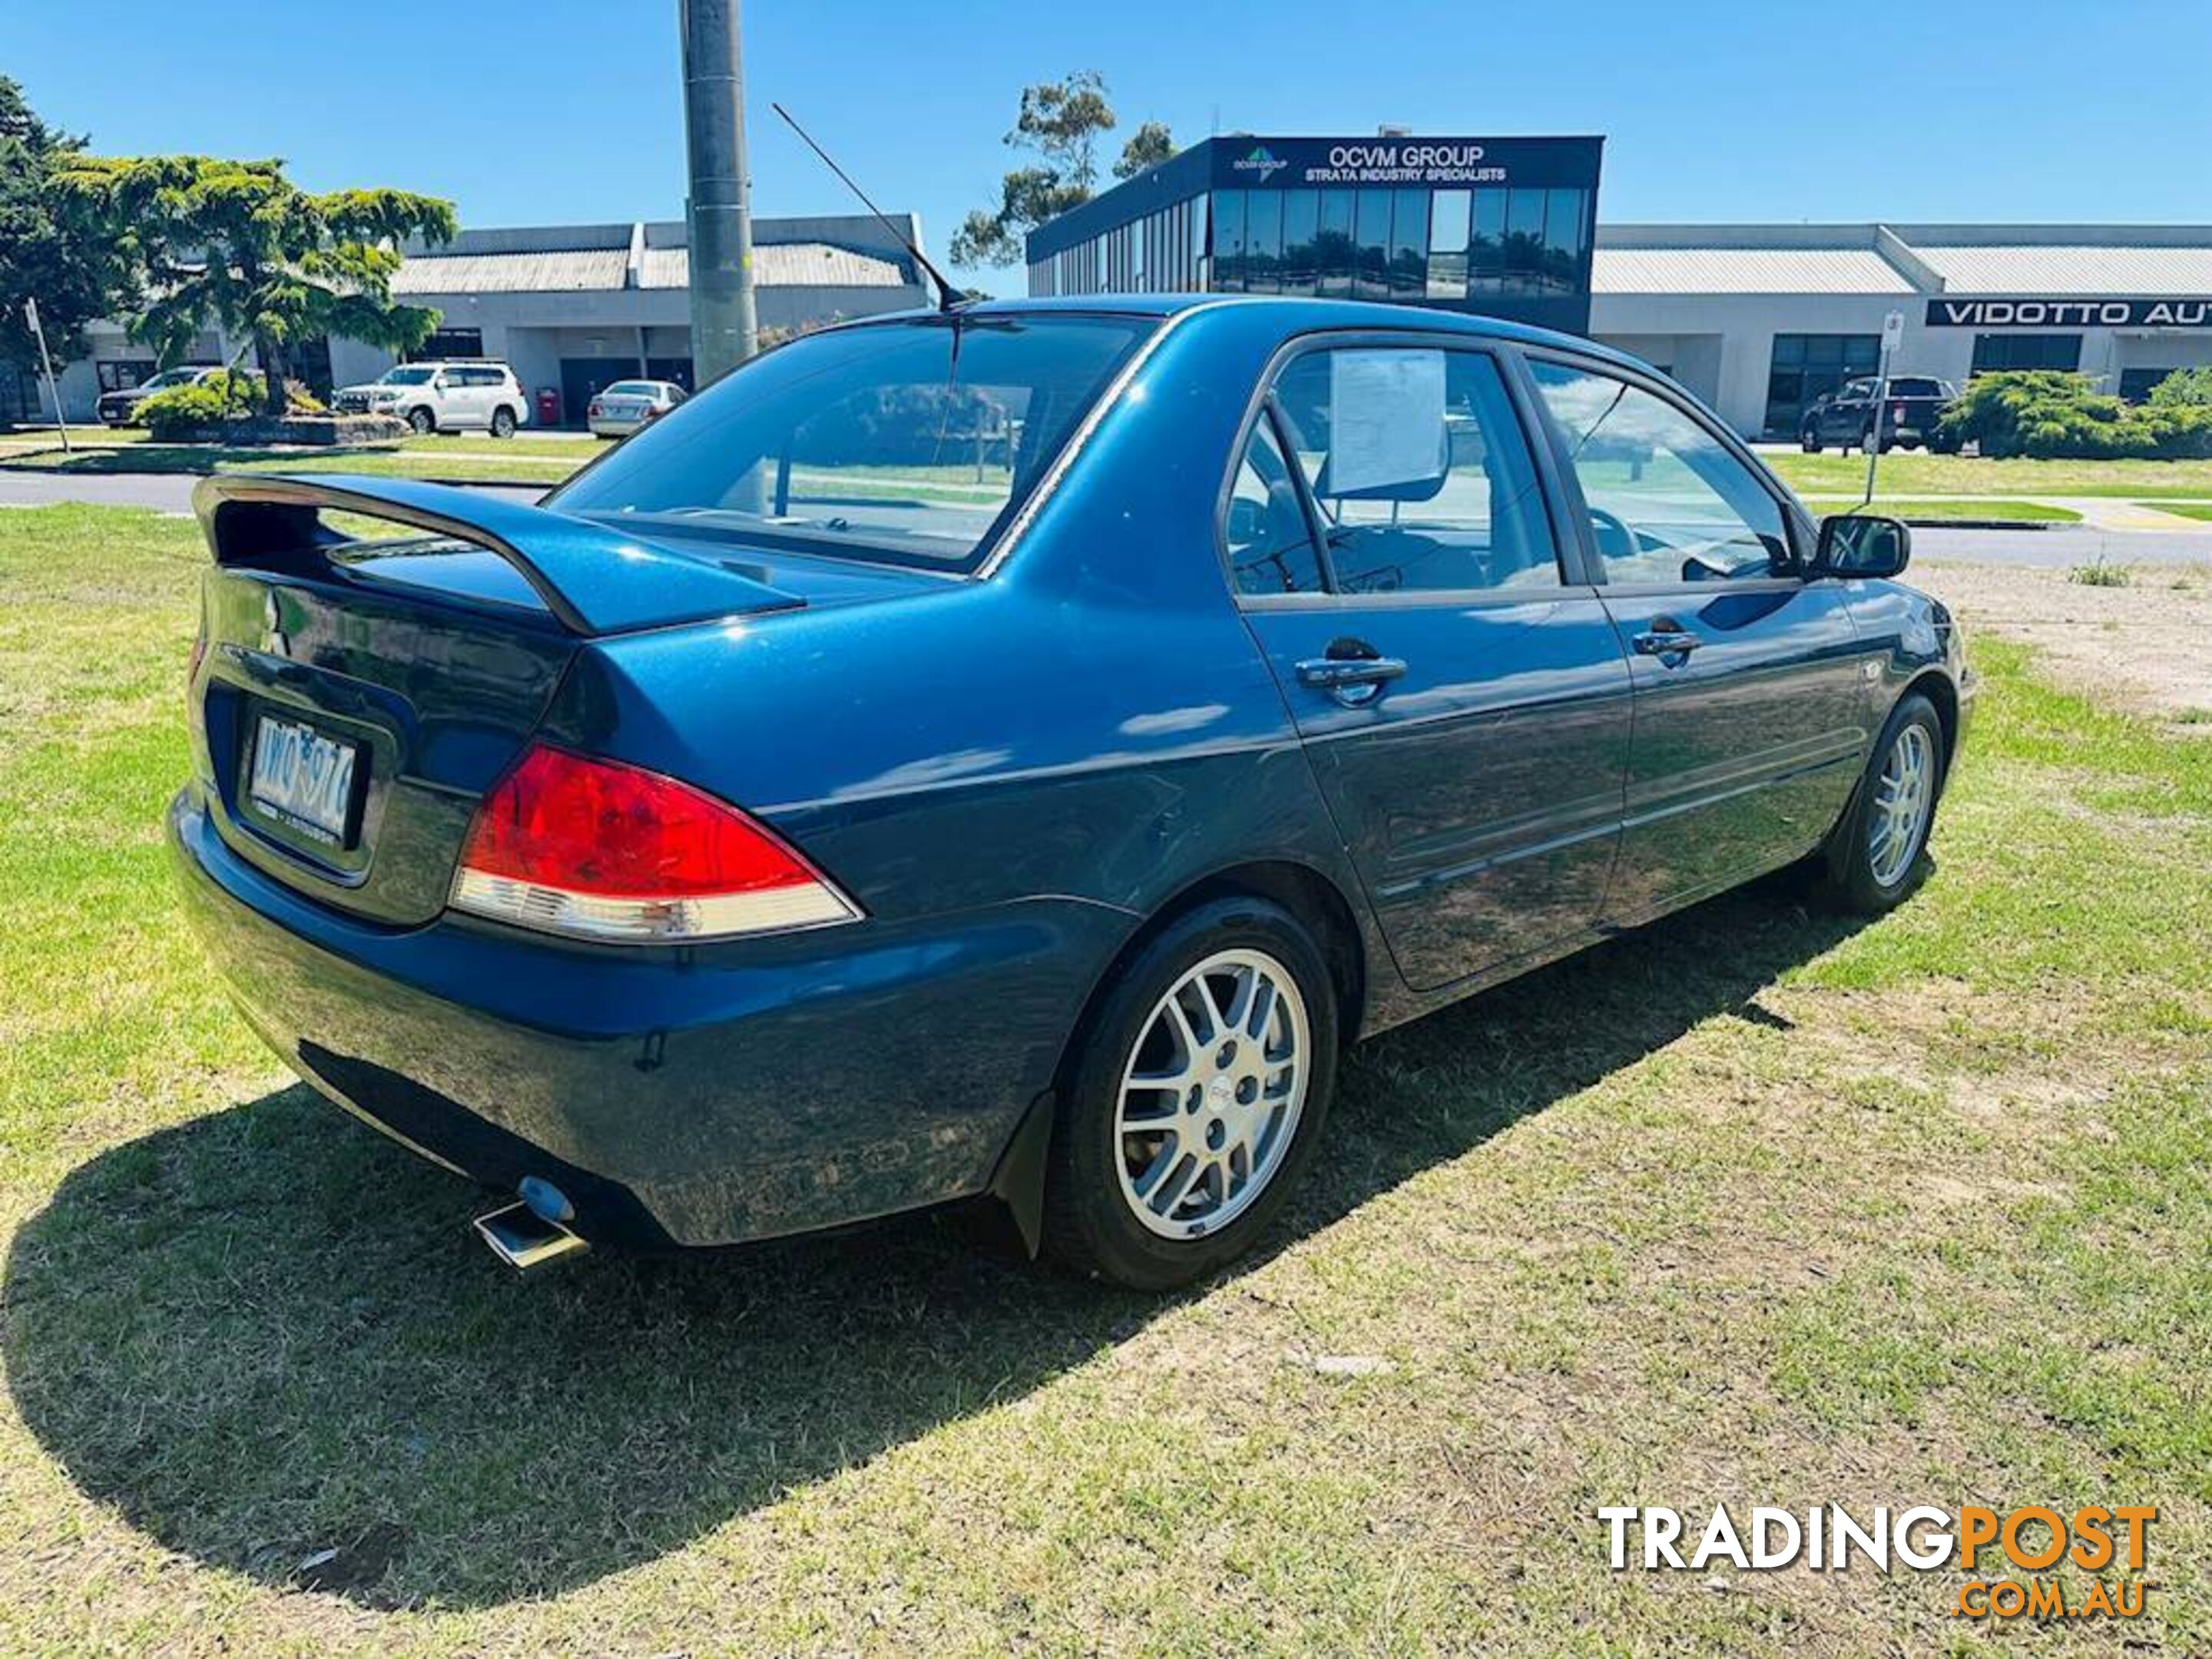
[1815,512,1911,579]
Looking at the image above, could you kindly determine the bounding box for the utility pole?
[680,0,758,386]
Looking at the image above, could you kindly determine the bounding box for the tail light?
[588,399,603,417]
[1890,402,1906,423]
[450,743,860,942]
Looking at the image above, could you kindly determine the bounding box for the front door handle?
[1296,652,1406,707]
[1631,624,1700,661]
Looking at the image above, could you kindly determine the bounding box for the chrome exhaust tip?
[474,1199,588,1271]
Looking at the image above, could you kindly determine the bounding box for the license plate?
[247,714,360,845]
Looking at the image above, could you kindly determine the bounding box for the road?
[4,469,2208,568]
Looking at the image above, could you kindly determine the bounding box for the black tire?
[1800,423,1823,454]
[1819,692,1946,915]
[1044,896,1339,1291]
[407,406,436,435]
[488,405,516,439]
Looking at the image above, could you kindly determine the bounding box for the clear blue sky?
[7,0,2208,294]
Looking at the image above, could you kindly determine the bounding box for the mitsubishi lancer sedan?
[171,297,1970,1290]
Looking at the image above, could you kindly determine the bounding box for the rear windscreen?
[548,314,1156,571]
[1889,379,1945,398]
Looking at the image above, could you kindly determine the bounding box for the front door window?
[1528,362,1790,584]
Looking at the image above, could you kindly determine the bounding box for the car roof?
[864,293,1660,376]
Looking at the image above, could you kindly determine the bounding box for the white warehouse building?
[1589,222,2212,439]
[13,212,930,429]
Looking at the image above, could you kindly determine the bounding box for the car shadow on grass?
[4,879,1863,1611]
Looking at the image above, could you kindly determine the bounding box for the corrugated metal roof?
[640,243,911,290]
[392,248,630,296]
[1912,243,2212,295]
[392,240,913,296]
[1592,246,1914,295]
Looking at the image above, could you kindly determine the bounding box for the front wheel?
[1045,897,1339,1290]
[1800,423,1823,454]
[488,406,517,439]
[1820,693,1945,914]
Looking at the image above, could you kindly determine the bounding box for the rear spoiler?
[192,472,803,636]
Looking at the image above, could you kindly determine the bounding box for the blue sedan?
[171,296,1969,1289]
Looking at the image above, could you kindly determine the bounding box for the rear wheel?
[1045,897,1339,1290]
[488,405,517,439]
[407,406,436,435]
[1820,693,1945,914]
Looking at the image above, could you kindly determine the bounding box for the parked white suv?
[333,362,530,436]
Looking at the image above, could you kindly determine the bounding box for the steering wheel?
[1585,505,1639,565]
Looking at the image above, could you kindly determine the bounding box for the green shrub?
[137,370,323,438]
[1939,370,2212,460]
[2147,366,2212,408]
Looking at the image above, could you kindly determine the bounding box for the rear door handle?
[1631,627,1700,661]
[1296,654,1406,707]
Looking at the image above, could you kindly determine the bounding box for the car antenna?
[770,103,965,315]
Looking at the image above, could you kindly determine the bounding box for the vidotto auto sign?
[1926,297,2212,329]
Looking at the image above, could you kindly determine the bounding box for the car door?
[460,366,498,427]
[1522,351,1870,922]
[1230,334,1634,992]
[1828,376,1873,445]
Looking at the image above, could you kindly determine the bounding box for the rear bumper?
[169,784,1129,1247]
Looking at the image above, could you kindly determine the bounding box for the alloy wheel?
[1868,723,1935,887]
[1114,948,1310,1240]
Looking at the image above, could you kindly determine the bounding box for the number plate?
[247,714,361,845]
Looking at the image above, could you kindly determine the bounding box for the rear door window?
[1266,346,1561,595]
[1224,416,1323,595]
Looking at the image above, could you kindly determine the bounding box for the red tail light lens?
[451,744,859,942]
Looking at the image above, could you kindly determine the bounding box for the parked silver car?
[588,379,687,439]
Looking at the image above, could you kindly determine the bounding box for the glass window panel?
[1806,335,1846,366]
[1770,334,1806,366]
[1353,190,1392,300]
[1530,361,1790,582]
[1469,190,1507,293]
[1843,336,1881,370]
[1245,190,1283,295]
[1426,190,1469,301]
[1316,188,1356,296]
[1389,188,1428,297]
[1543,188,1584,293]
[1212,190,1247,292]
[1223,416,1324,595]
[1270,348,1562,594]
[1502,190,1547,295]
[1280,190,1320,296]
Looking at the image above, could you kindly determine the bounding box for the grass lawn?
[2143,501,2212,523]
[1800,496,2082,525]
[0,505,2207,1654]
[1768,450,2212,500]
